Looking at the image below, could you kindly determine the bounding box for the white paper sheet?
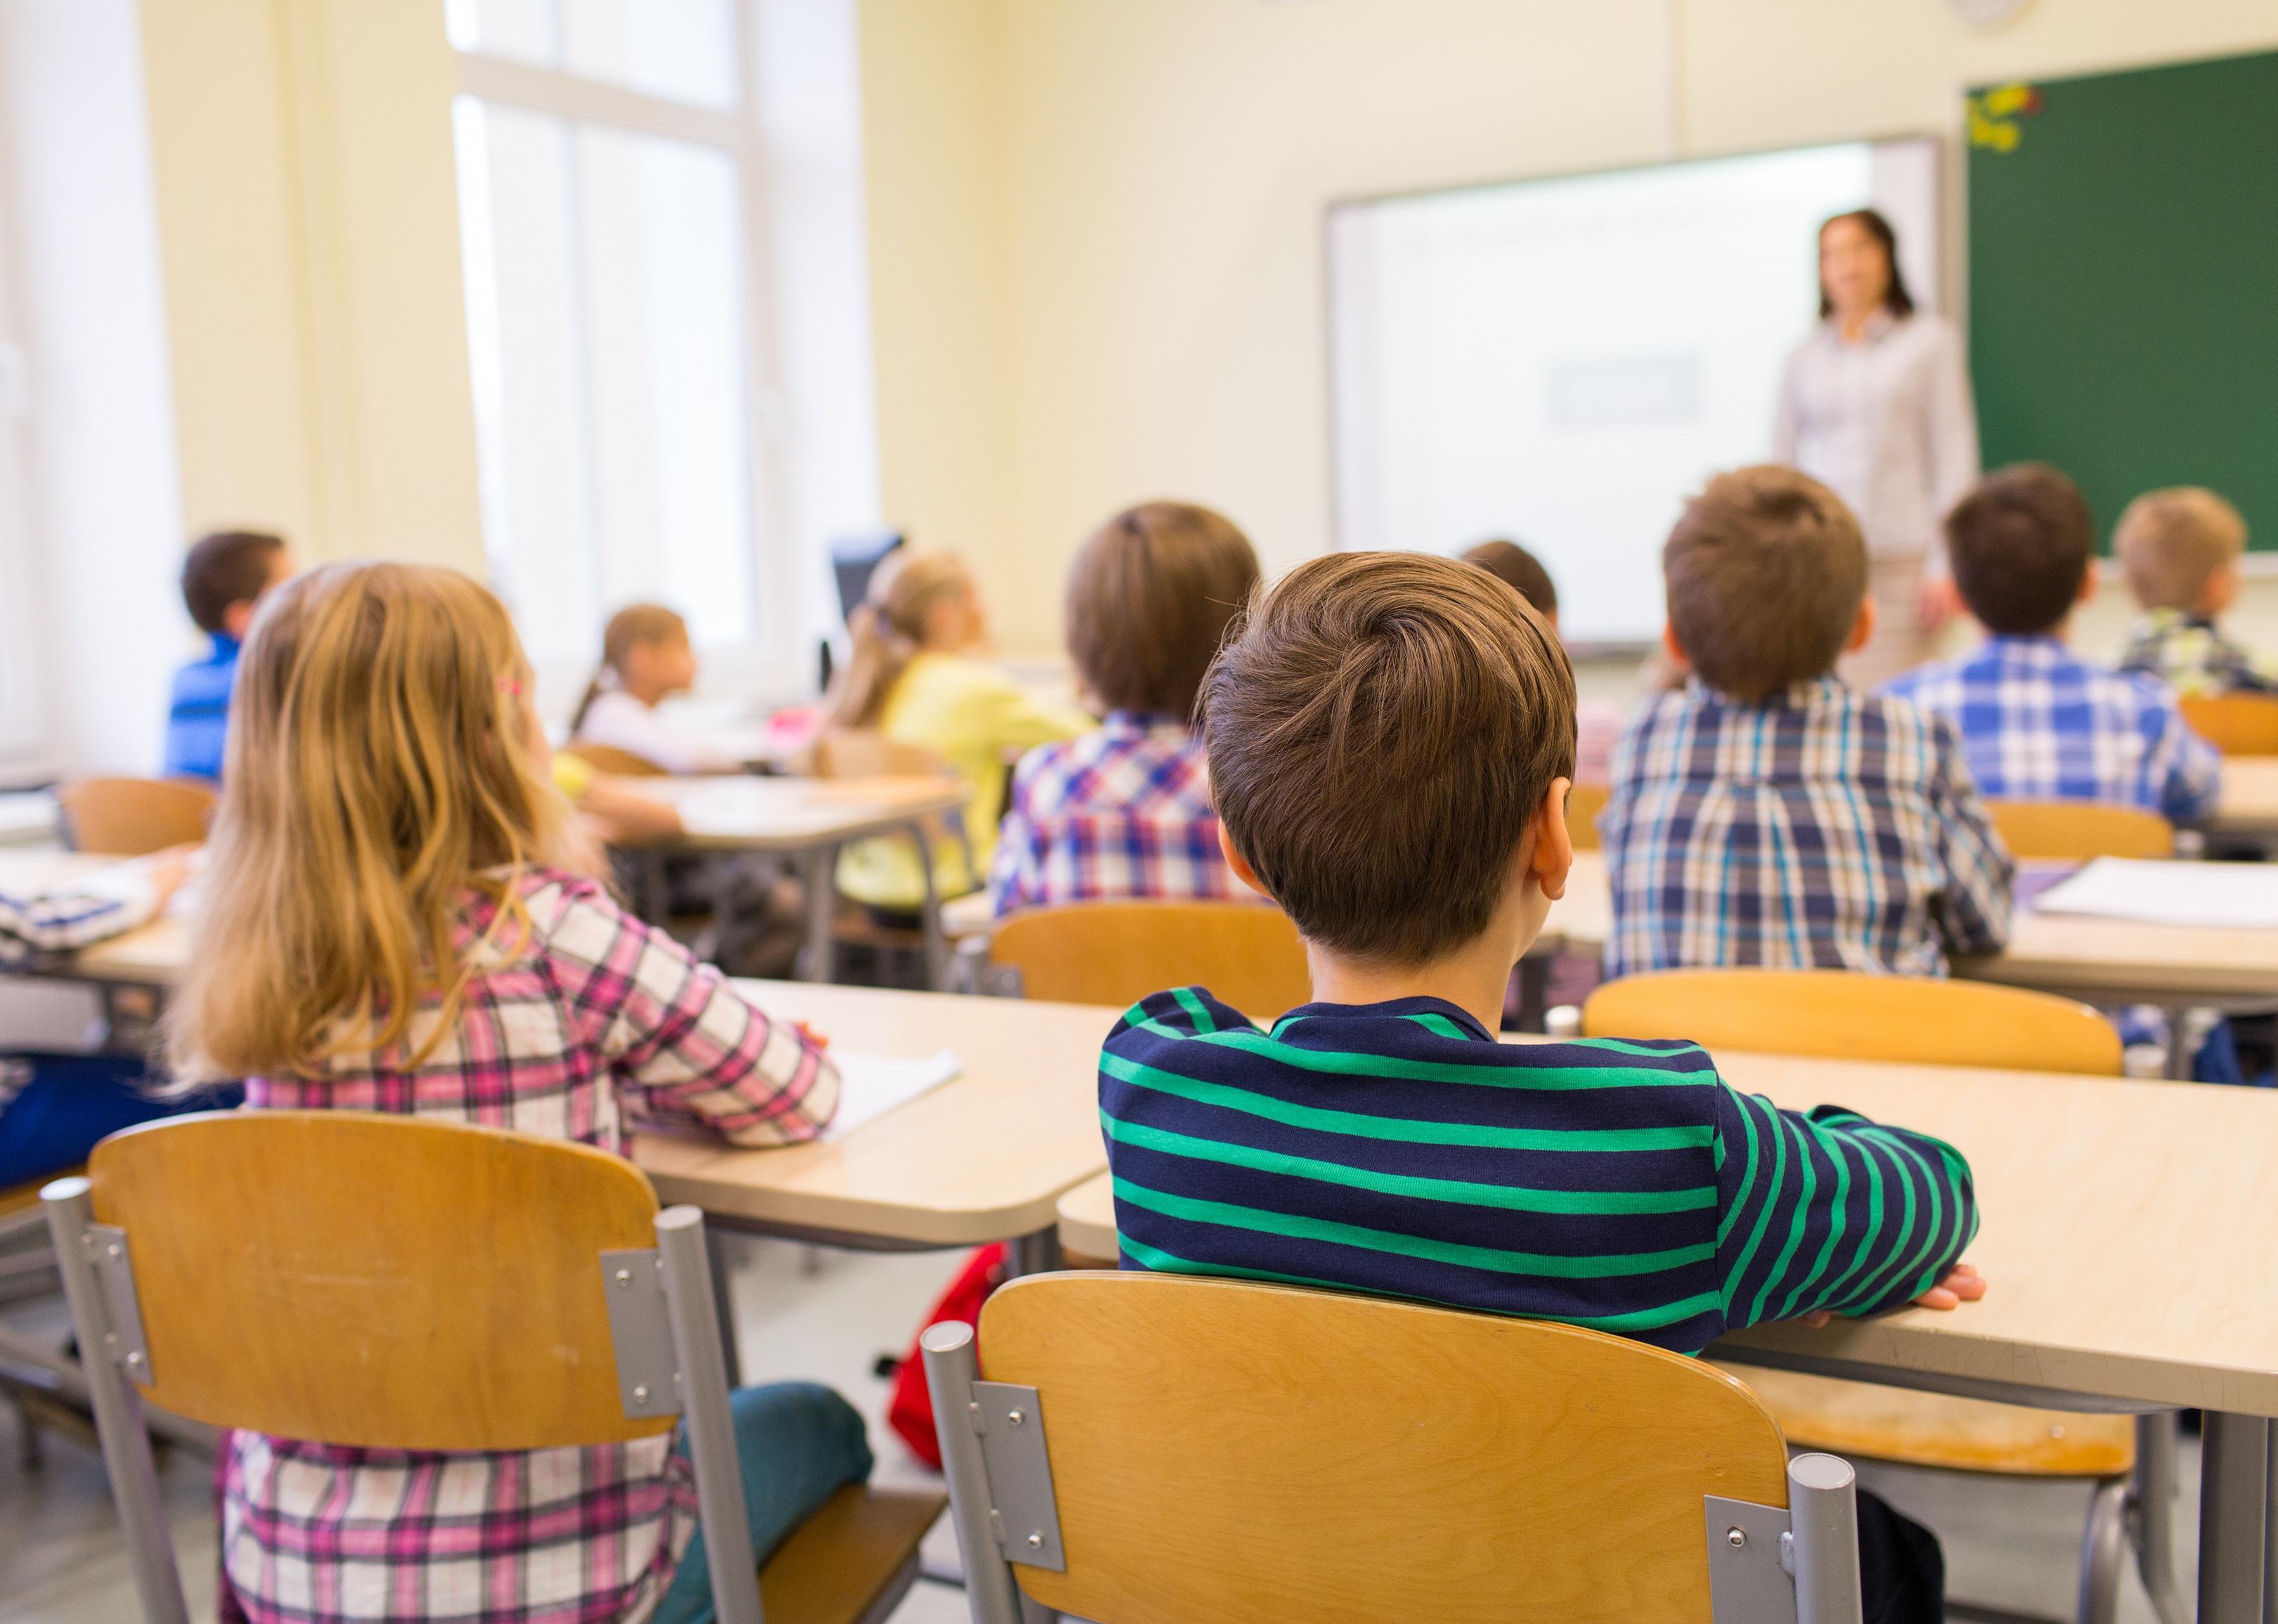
[2033,858,2278,930]
[821,1048,962,1141]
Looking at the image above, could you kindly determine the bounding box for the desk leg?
[1002,1229,1062,1280]
[797,845,835,983]
[2199,1411,2267,1623]
[2166,1005,2197,1081]
[907,819,948,991]
[706,1226,745,1388]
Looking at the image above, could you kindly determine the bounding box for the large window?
[446,0,770,674]
[0,197,47,774]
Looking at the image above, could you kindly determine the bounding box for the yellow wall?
[860,0,2278,658]
[138,0,482,573]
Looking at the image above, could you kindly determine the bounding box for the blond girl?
[570,602,741,773]
[172,561,869,1624]
[826,552,1089,911]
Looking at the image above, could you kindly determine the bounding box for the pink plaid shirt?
[218,867,837,1624]
[988,713,1250,915]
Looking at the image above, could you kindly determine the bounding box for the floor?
[0,1236,2198,1624]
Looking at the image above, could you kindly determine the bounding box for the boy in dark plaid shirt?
[1603,467,2014,982]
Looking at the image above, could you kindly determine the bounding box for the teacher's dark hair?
[1818,208,1915,320]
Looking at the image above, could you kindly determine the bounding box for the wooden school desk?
[628,774,969,983]
[1550,852,2278,1018]
[2207,757,2278,852]
[1057,1048,2278,1620]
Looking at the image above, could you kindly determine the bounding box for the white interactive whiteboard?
[1329,138,1941,646]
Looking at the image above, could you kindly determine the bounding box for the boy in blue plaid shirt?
[2114,486,2278,699]
[1603,467,2014,981]
[1884,465,2221,824]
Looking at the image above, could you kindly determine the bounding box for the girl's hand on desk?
[1792,1262,1986,1328]
[794,1020,830,1051]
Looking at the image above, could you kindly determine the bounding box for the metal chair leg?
[2076,1476,2127,1624]
[2130,1411,2189,1624]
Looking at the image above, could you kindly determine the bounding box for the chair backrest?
[969,1271,1792,1623]
[1584,968,2122,1076]
[805,728,955,781]
[1567,782,1610,852]
[2181,693,2278,756]
[557,741,668,777]
[990,900,1312,1018]
[81,1110,675,1448]
[58,777,215,856]
[1988,798,2173,860]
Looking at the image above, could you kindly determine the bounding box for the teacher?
[1773,208,1980,687]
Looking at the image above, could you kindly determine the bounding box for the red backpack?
[886,1244,1006,1468]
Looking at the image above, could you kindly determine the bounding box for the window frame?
[448,2,801,696]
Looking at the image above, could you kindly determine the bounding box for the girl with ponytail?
[825,551,1090,911]
[570,603,739,773]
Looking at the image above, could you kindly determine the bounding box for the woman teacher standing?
[1773,208,1980,687]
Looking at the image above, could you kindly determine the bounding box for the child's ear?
[2078,557,2102,605]
[1659,621,1688,669]
[1217,821,1271,901]
[1528,777,1576,903]
[1843,592,1878,655]
[2207,563,2241,616]
[221,599,259,641]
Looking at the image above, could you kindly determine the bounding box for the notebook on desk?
[822,1049,962,1141]
[2034,858,2278,930]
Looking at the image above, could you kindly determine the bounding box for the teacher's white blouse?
[1772,311,1980,562]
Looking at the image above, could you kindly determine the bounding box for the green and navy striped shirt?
[1100,989,1977,1354]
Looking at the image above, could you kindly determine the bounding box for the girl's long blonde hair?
[825,551,975,729]
[168,561,597,1082]
[570,602,689,734]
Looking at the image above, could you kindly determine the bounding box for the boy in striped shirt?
[1100,552,1976,1613]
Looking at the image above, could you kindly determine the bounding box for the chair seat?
[760,1484,947,1624]
[1721,1366,2134,1478]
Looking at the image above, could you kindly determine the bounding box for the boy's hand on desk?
[1792,1262,1986,1328]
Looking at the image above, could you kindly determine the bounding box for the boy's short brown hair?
[181,529,287,634]
[1461,538,1557,621]
[1203,551,1575,965]
[1944,465,2094,636]
[2115,486,2248,613]
[1066,502,1262,720]
[1663,467,1865,702]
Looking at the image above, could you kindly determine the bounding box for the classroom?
[5,1,2278,1620]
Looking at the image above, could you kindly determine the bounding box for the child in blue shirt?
[162,529,293,780]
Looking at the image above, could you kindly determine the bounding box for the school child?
[1603,467,2014,980]
[990,501,1260,914]
[570,604,744,773]
[1884,464,2221,824]
[1102,550,1976,1618]
[162,530,294,780]
[167,561,869,1624]
[827,552,1089,912]
[2114,486,2278,696]
[1461,538,1625,784]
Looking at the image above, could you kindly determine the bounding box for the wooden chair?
[1582,968,2123,1075]
[2181,692,2278,755]
[1583,968,2180,1624]
[989,899,1312,1020]
[1988,798,2173,861]
[56,779,214,856]
[557,740,669,777]
[43,1112,941,1624]
[923,1271,1867,1623]
[1567,782,1610,852]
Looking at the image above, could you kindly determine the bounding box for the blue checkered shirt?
[1882,635,2222,825]
[162,634,240,781]
[989,712,1247,915]
[1601,676,2014,981]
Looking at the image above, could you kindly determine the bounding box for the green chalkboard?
[1967,49,2278,552]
